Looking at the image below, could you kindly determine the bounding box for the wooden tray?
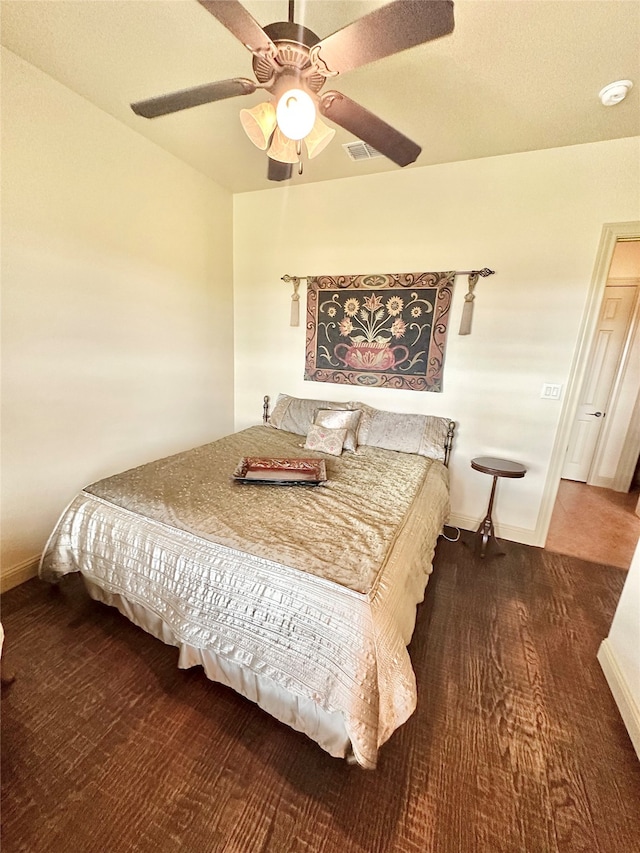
[233,457,327,486]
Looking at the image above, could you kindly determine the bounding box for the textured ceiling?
[1,0,638,193]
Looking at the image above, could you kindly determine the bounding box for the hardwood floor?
[2,539,639,853]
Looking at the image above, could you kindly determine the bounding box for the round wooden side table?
[471,456,527,558]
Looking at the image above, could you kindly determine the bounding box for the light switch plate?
[541,383,562,400]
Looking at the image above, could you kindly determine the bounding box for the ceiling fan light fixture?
[276,88,316,141]
[132,0,452,182]
[239,101,277,150]
[304,117,336,160]
[268,127,300,164]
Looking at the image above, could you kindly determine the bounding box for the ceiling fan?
[131,0,455,182]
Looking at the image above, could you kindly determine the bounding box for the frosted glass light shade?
[268,128,299,163]
[304,116,336,159]
[276,89,316,141]
[239,101,277,150]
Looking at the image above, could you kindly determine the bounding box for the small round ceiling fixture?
[599,80,633,106]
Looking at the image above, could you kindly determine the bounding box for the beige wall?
[1,49,235,585]
[233,137,640,545]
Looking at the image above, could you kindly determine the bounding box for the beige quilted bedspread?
[84,425,443,594]
[40,425,449,767]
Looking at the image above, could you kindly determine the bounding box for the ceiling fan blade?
[320,91,420,167]
[268,158,293,182]
[131,78,256,118]
[197,0,277,55]
[313,0,454,75]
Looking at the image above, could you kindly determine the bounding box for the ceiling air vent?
[343,141,384,162]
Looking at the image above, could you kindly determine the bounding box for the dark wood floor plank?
[2,539,639,853]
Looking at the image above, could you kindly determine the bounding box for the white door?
[562,285,637,481]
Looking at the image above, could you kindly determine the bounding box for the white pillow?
[350,402,451,462]
[269,393,345,435]
[314,408,361,452]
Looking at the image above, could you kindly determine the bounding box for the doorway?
[543,223,640,569]
[561,278,639,484]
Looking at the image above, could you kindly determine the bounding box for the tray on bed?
[233,457,327,486]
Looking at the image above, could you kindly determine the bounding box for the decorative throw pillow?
[269,393,346,436]
[314,408,362,452]
[304,425,347,456]
[349,402,451,462]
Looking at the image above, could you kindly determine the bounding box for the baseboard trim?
[1,555,40,593]
[588,475,616,490]
[598,638,640,759]
[448,513,542,547]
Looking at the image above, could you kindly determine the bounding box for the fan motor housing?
[253,21,327,95]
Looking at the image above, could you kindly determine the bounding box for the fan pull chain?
[296,140,303,175]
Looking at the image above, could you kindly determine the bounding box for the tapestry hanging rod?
[282,269,494,283]
[282,268,495,334]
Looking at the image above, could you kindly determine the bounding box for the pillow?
[304,424,347,456]
[314,408,361,452]
[350,402,451,462]
[268,394,346,436]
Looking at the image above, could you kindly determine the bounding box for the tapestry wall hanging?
[304,272,455,392]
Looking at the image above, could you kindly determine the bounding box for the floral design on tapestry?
[305,272,454,391]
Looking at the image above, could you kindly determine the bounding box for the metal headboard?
[443,421,455,468]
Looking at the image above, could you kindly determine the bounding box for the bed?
[39,394,454,769]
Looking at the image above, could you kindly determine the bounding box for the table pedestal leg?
[475,475,505,558]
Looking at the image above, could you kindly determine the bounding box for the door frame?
[537,221,640,546]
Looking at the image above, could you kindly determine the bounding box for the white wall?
[233,137,640,544]
[1,49,235,586]
[598,538,640,758]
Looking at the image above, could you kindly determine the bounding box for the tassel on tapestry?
[459,272,479,335]
[282,275,301,327]
[458,268,494,335]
